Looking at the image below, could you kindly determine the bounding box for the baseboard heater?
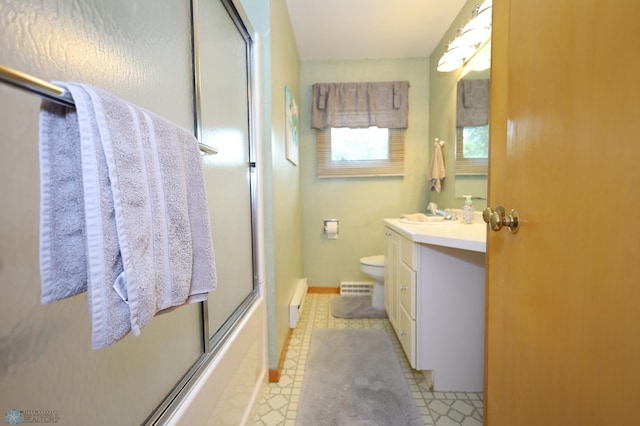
[289,277,308,328]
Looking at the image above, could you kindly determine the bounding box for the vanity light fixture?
[467,40,491,72]
[437,0,492,73]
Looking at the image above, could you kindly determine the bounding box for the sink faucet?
[428,202,447,216]
[428,202,457,220]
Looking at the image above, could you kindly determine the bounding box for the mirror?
[454,66,489,201]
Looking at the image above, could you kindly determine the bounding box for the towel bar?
[0,64,217,155]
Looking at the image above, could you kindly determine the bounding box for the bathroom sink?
[400,217,459,225]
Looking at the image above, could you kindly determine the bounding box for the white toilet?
[360,255,385,310]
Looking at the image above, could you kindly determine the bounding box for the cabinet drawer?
[398,307,416,368]
[399,262,416,319]
[400,236,415,269]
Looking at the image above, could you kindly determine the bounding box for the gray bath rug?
[331,295,387,319]
[297,329,423,426]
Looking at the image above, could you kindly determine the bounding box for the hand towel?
[39,83,217,349]
[429,140,446,193]
[400,213,430,222]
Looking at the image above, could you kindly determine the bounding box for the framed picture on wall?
[285,86,299,165]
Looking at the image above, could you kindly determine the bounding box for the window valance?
[456,79,489,127]
[311,81,410,130]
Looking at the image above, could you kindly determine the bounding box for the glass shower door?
[195,0,258,344]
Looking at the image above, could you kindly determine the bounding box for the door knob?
[482,205,520,233]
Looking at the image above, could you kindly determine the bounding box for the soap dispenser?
[462,195,474,224]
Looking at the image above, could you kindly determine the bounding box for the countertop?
[384,216,487,253]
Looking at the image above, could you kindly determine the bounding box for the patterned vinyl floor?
[252,293,483,425]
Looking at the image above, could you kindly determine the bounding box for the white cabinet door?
[399,262,416,320]
[398,305,416,368]
[417,244,485,391]
[384,228,399,331]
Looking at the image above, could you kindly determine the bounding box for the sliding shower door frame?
[143,0,262,423]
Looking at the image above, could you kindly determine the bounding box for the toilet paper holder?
[323,219,339,239]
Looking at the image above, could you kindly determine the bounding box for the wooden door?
[485,1,640,425]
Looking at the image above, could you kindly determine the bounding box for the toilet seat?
[360,255,385,267]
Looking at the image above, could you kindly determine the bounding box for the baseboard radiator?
[340,281,372,296]
[289,277,308,328]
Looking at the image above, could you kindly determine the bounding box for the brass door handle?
[483,205,520,233]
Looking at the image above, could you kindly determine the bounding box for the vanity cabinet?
[384,220,486,391]
[385,227,417,366]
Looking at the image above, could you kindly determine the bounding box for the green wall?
[429,0,489,212]
[300,59,430,288]
[268,0,303,370]
[259,0,487,370]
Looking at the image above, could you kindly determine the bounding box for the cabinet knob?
[400,286,408,291]
[400,331,408,336]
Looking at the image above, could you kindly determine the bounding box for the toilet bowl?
[360,255,385,310]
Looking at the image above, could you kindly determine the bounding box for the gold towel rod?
[0,64,217,155]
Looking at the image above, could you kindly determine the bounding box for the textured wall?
[0,1,203,424]
[267,0,303,370]
[300,58,430,288]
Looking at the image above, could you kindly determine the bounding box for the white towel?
[429,140,446,193]
[39,83,217,349]
[39,102,88,303]
[400,213,430,222]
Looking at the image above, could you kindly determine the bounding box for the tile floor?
[252,293,483,426]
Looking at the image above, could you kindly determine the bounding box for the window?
[331,127,388,161]
[317,127,405,178]
[311,81,409,177]
[461,125,489,158]
[455,125,488,174]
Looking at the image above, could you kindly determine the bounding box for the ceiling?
[284,0,467,61]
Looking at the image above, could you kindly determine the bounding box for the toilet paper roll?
[325,221,338,239]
